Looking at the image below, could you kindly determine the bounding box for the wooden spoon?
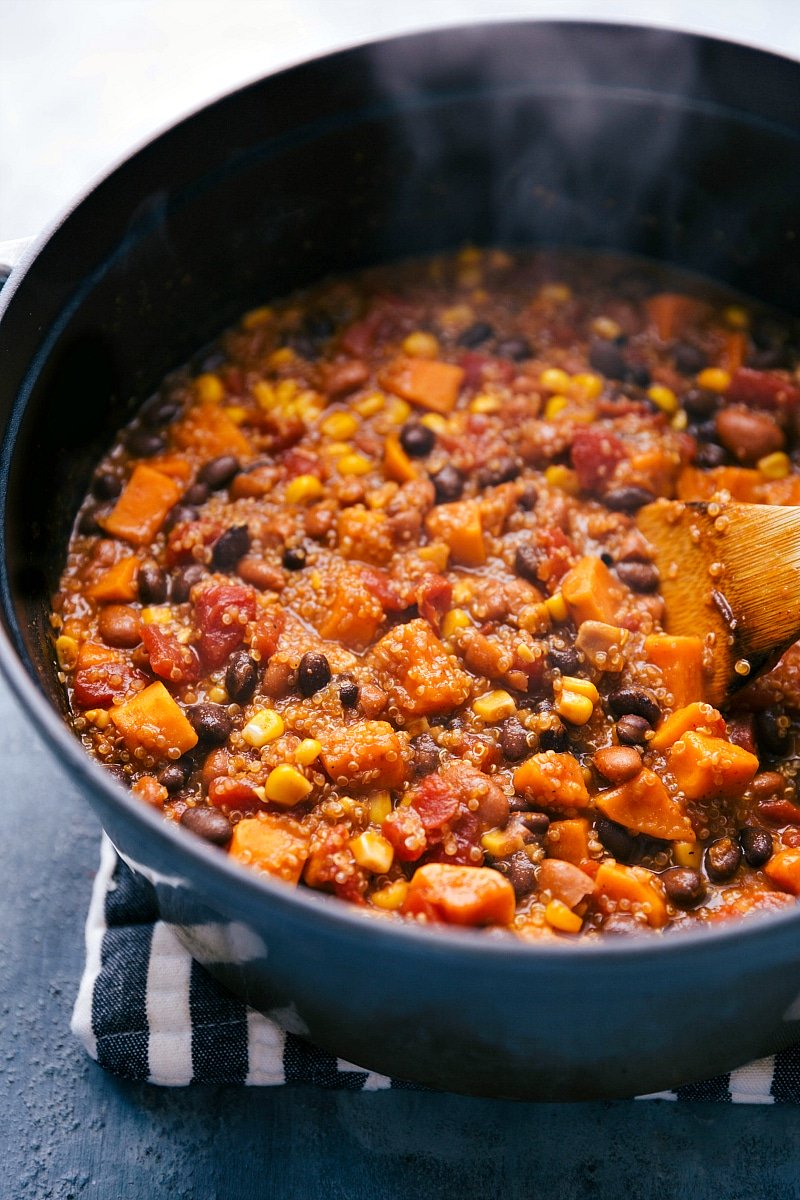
[636,499,800,706]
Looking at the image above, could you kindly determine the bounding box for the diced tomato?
[194,583,257,669]
[141,624,200,685]
[757,798,800,826]
[726,713,757,755]
[360,567,406,612]
[727,367,800,413]
[531,527,577,588]
[571,426,626,493]
[423,810,483,866]
[304,823,367,903]
[72,644,146,708]
[166,518,221,567]
[416,574,452,633]
[382,807,427,861]
[411,773,460,832]
[278,447,322,480]
[339,300,408,358]
[208,776,263,812]
[249,607,285,661]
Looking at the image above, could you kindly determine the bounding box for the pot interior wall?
[2,22,800,703]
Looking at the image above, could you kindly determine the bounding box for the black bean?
[475,457,521,488]
[400,421,435,458]
[608,687,660,726]
[518,485,538,511]
[138,561,169,604]
[287,333,317,359]
[615,561,660,592]
[616,714,651,746]
[625,361,652,389]
[297,652,331,697]
[212,524,251,571]
[520,811,550,835]
[140,397,181,427]
[304,311,334,341]
[740,827,774,868]
[163,504,199,534]
[491,851,537,898]
[225,650,259,704]
[180,806,233,848]
[661,867,707,909]
[411,732,440,776]
[198,455,240,491]
[589,336,627,379]
[183,482,209,507]
[189,704,233,745]
[500,717,529,761]
[682,388,718,420]
[546,646,581,675]
[756,709,790,756]
[158,761,192,793]
[92,471,122,500]
[339,678,359,708]
[457,321,494,348]
[672,343,708,375]
[125,429,167,458]
[694,442,728,469]
[705,837,742,882]
[77,503,111,535]
[604,486,656,513]
[514,543,543,584]
[171,563,206,603]
[283,546,307,571]
[103,763,129,786]
[431,465,464,504]
[539,722,569,753]
[496,336,532,361]
[595,815,637,863]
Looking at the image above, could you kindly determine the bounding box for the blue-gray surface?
[1,682,799,1198]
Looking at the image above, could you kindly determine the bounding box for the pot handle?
[0,236,35,292]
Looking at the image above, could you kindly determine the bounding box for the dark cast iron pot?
[3,21,800,1101]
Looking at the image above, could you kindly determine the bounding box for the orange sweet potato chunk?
[229,813,310,884]
[676,465,762,502]
[595,861,668,928]
[763,849,800,896]
[645,293,711,341]
[111,681,198,758]
[645,633,705,708]
[100,465,182,546]
[86,555,141,603]
[561,557,627,626]
[668,731,758,800]
[337,507,394,566]
[371,618,471,717]
[649,702,726,751]
[595,768,696,842]
[513,751,591,811]
[318,572,385,650]
[172,401,252,458]
[545,818,591,865]
[403,863,515,926]
[379,356,464,414]
[425,500,486,566]
[319,719,407,791]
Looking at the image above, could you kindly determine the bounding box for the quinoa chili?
[51,247,800,938]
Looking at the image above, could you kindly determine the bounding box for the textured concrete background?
[3,2,800,1197]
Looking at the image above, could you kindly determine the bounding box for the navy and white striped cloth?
[73,836,800,1099]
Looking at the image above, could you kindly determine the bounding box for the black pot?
[3,21,800,1100]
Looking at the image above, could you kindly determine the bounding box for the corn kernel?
[355,392,385,417]
[673,841,703,869]
[321,411,359,439]
[224,405,248,425]
[469,394,502,414]
[545,898,583,933]
[647,384,679,415]
[295,737,322,765]
[241,305,273,330]
[369,790,393,824]
[544,592,568,622]
[451,580,474,605]
[518,603,550,634]
[569,373,604,401]
[544,464,579,495]
[441,608,471,638]
[402,331,440,358]
[560,676,599,703]
[439,304,474,328]
[320,441,351,459]
[555,689,594,726]
[591,316,622,340]
[539,367,571,394]
[457,245,481,267]
[84,708,110,730]
[420,413,448,434]
[538,283,572,304]
[671,410,688,432]
[481,827,526,858]
[418,543,450,570]
[544,394,569,420]
[194,373,224,404]
[723,304,750,329]
[387,399,412,425]
[55,635,79,671]
[253,381,278,410]
[264,764,313,807]
[758,451,790,480]
[337,452,372,477]
[285,474,324,504]
[294,392,325,422]
[208,686,228,704]
[472,690,517,722]
[141,606,172,625]
[350,831,395,874]
[697,367,731,393]
[243,709,285,748]
[371,879,409,910]
[267,347,295,369]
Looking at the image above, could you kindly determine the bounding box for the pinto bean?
[715,406,785,464]
[98,605,141,648]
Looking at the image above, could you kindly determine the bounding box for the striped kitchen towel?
[72,836,800,1098]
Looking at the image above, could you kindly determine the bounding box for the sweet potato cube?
[425,500,486,567]
[318,573,384,650]
[645,293,711,341]
[546,818,591,865]
[100,465,182,546]
[649,702,726,751]
[319,719,407,791]
[337,507,394,566]
[383,435,418,483]
[595,768,696,842]
[86,555,141,603]
[403,863,515,926]
[538,858,596,908]
[371,618,471,717]
[379,356,464,414]
[561,557,627,626]
[595,861,668,928]
[676,465,762,502]
[645,633,705,708]
[229,814,310,885]
[513,751,591,811]
[668,731,759,800]
[172,402,252,458]
[111,680,198,758]
[763,849,800,896]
